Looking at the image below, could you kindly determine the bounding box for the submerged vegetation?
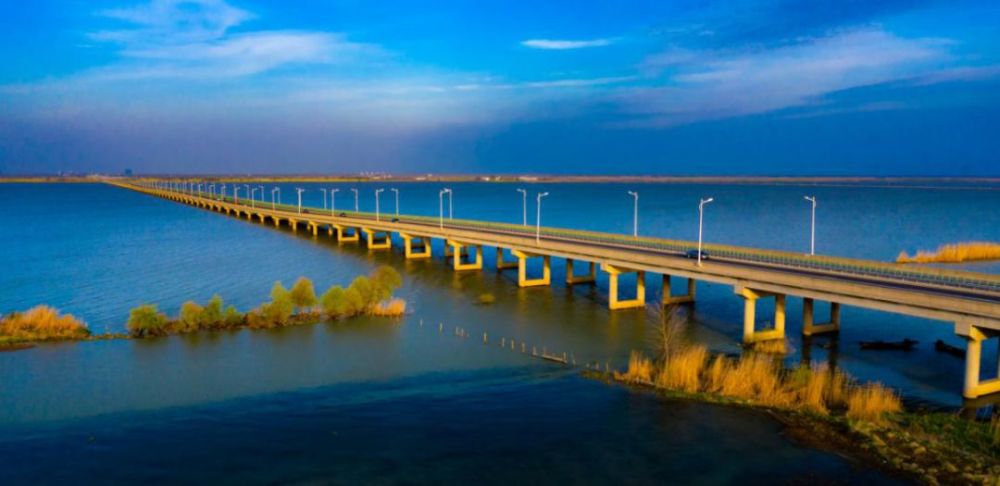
[0,306,91,347]
[127,265,406,337]
[608,310,999,484]
[897,241,1000,264]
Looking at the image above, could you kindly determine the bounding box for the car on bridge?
[685,249,709,260]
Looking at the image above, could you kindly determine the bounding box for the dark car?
[339,212,347,217]
[685,249,709,260]
[391,217,400,223]
[302,209,310,214]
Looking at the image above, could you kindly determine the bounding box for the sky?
[1,0,999,176]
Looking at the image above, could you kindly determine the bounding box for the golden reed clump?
[0,305,90,341]
[896,241,1000,264]
[368,298,407,317]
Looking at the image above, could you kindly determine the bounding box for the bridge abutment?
[803,298,840,336]
[566,259,596,285]
[512,250,551,287]
[956,322,1000,399]
[663,275,696,306]
[603,264,645,310]
[737,286,786,343]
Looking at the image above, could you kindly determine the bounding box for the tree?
[179,301,204,331]
[202,295,224,327]
[349,276,374,309]
[320,285,349,316]
[266,282,294,324]
[370,266,402,303]
[222,305,243,327]
[344,287,365,315]
[127,304,169,338]
[289,277,317,312]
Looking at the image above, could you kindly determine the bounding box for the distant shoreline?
[3,175,1000,186]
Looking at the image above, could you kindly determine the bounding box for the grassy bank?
[1,266,405,348]
[897,242,1000,264]
[604,310,1000,484]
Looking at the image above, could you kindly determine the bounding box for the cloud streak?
[521,38,613,50]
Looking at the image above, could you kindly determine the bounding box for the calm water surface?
[2,181,997,483]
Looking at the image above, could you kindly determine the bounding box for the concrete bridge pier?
[257,213,266,224]
[399,234,431,259]
[737,286,786,343]
[603,264,645,310]
[956,322,1000,399]
[663,275,696,306]
[565,259,596,285]
[449,241,482,271]
[362,228,392,250]
[308,222,321,236]
[496,248,519,271]
[803,298,841,336]
[512,250,551,287]
[444,241,469,258]
[333,225,359,243]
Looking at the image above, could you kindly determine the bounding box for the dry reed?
[896,241,1000,264]
[657,345,708,392]
[618,351,655,384]
[0,306,90,341]
[846,383,903,423]
[368,298,407,317]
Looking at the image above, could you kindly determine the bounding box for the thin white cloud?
[620,28,950,126]
[521,38,613,50]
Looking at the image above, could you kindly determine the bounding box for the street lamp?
[350,188,359,212]
[627,190,639,238]
[439,188,452,229]
[390,188,399,217]
[331,188,338,215]
[320,189,328,210]
[375,188,384,221]
[250,187,258,208]
[234,185,240,203]
[271,187,280,210]
[220,184,226,200]
[296,188,305,214]
[697,197,714,267]
[516,188,527,226]
[208,184,215,198]
[257,186,264,206]
[804,196,817,256]
[536,192,549,244]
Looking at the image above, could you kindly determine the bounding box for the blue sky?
[1,0,999,175]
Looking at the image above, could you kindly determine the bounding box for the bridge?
[113,181,1000,399]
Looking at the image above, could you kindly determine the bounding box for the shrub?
[0,306,90,341]
[370,266,403,302]
[127,304,169,338]
[344,287,365,315]
[289,277,317,312]
[222,305,243,327]
[369,298,407,317]
[179,301,204,331]
[267,282,294,324]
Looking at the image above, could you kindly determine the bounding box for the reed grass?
[846,383,903,423]
[618,351,655,384]
[896,241,1000,264]
[369,298,407,317]
[0,306,90,342]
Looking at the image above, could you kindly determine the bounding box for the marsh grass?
[896,241,1000,264]
[369,298,407,317]
[0,306,90,343]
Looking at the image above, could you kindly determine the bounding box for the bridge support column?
[737,287,786,343]
[444,241,469,258]
[603,264,645,310]
[308,222,320,236]
[400,234,431,259]
[496,248,518,271]
[956,322,1000,399]
[334,225,359,243]
[257,213,266,223]
[288,219,299,232]
[663,275,696,305]
[362,228,392,250]
[803,299,840,336]
[566,259,596,285]
[449,242,482,271]
[512,250,550,287]
[273,216,281,228]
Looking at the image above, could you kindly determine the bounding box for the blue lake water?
[1,181,998,483]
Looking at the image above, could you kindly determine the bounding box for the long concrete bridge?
[114,181,1000,399]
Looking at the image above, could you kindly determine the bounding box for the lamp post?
[257,186,264,206]
[234,185,240,204]
[351,188,359,212]
[331,188,338,215]
[390,188,399,217]
[250,187,258,208]
[375,188,384,221]
[439,188,452,229]
[698,197,714,267]
[220,184,226,200]
[536,192,549,244]
[320,189,327,211]
[271,187,280,210]
[627,190,639,238]
[296,188,305,214]
[516,188,527,226]
[804,196,817,256]
[208,184,215,199]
